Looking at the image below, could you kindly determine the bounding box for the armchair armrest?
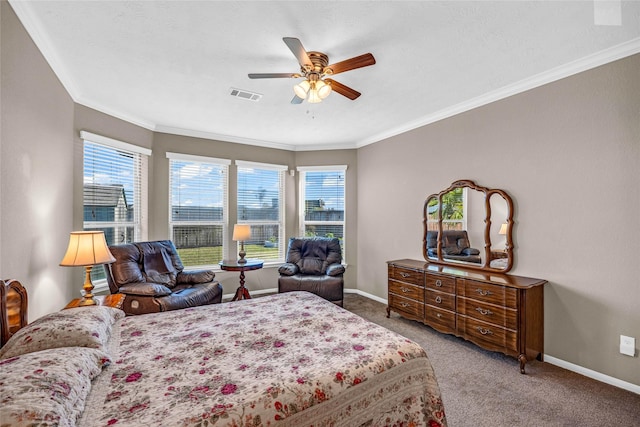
[118,282,172,297]
[326,263,345,276]
[278,263,299,276]
[177,269,216,285]
[462,248,480,256]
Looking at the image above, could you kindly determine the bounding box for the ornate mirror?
[423,180,514,272]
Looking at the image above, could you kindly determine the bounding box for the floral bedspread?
[81,292,447,427]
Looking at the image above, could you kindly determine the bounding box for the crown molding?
[357,37,640,148]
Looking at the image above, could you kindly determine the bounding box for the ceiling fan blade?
[325,79,361,100]
[291,95,304,105]
[283,37,312,68]
[248,73,299,79]
[325,53,376,75]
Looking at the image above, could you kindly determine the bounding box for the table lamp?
[60,231,116,306]
[232,224,251,264]
[499,223,508,251]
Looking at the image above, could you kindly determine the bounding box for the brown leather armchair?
[278,237,345,306]
[104,240,223,315]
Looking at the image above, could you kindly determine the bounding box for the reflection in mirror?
[423,180,514,272]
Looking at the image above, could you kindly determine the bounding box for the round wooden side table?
[219,258,264,301]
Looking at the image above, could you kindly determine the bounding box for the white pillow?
[0,305,124,359]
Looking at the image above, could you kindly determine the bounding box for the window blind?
[298,166,346,258]
[83,134,149,284]
[83,140,144,246]
[168,155,229,267]
[236,161,286,262]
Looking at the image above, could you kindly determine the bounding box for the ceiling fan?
[248,37,376,104]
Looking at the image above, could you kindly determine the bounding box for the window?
[82,132,150,245]
[426,187,466,231]
[168,153,230,268]
[82,131,150,281]
[237,161,286,262]
[298,165,346,256]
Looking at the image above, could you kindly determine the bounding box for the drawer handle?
[477,327,493,335]
[400,287,410,293]
[400,302,410,308]
[435,279,442,287]
[475,307,493,316]
[475,288,493,296]
[436,313,442,318]
[400,272,410,278]
[435,296,442,304]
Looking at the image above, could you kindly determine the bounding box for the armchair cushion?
[300,257,325,275]
[109,244,145,286]
[278,263,299,276]
[118,282,172,297]
[327,263,346,276]
[177,269,216,284]
[140,242,179,288]
[442,246,462,255]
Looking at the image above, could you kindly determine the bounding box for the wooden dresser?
[387,259,546,373]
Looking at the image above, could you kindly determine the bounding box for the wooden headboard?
[0,279,28,347]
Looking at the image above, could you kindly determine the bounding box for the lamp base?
[77,297,98,306]
[80,266,97,306]
[238,242,247,263]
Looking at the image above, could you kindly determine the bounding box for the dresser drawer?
[457,297,517,330]
[425,289,455,311]
[389,280,424,303]
[458,279,517,308]
[389,294,424,319]
[425,306,456,334]
[457,315,518,353]
[425,273,455,293]
[389,265,424,286]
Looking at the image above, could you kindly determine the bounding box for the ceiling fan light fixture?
[307,88,322,103]
[293,80,310,98]
[317,80,332,99]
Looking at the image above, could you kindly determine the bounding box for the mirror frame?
[423,179,515,273]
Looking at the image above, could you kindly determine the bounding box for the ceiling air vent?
[229,87,262,102]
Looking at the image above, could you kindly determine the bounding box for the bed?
[0,280,447,427]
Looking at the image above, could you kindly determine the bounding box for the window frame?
[297,165,347,261]
[167,152,231,269]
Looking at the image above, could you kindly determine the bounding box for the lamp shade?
[499,223,508,235]
[316,80,332,99]
[293,80,310,98]
[60,231,115,267]
[232,224,251,241]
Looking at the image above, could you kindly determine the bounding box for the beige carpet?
[343,293,640,427]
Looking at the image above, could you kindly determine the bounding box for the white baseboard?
[544,355,639,395]
[344,288,388,304]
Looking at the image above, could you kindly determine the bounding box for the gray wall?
[1,0,75,317]
[357,54,640,385]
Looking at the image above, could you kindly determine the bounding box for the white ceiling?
[9,1,640,151]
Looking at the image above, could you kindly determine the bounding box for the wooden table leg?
[231,270,252,301]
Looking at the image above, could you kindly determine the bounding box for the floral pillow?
[0,305,124,359]
[0,346,110,426]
